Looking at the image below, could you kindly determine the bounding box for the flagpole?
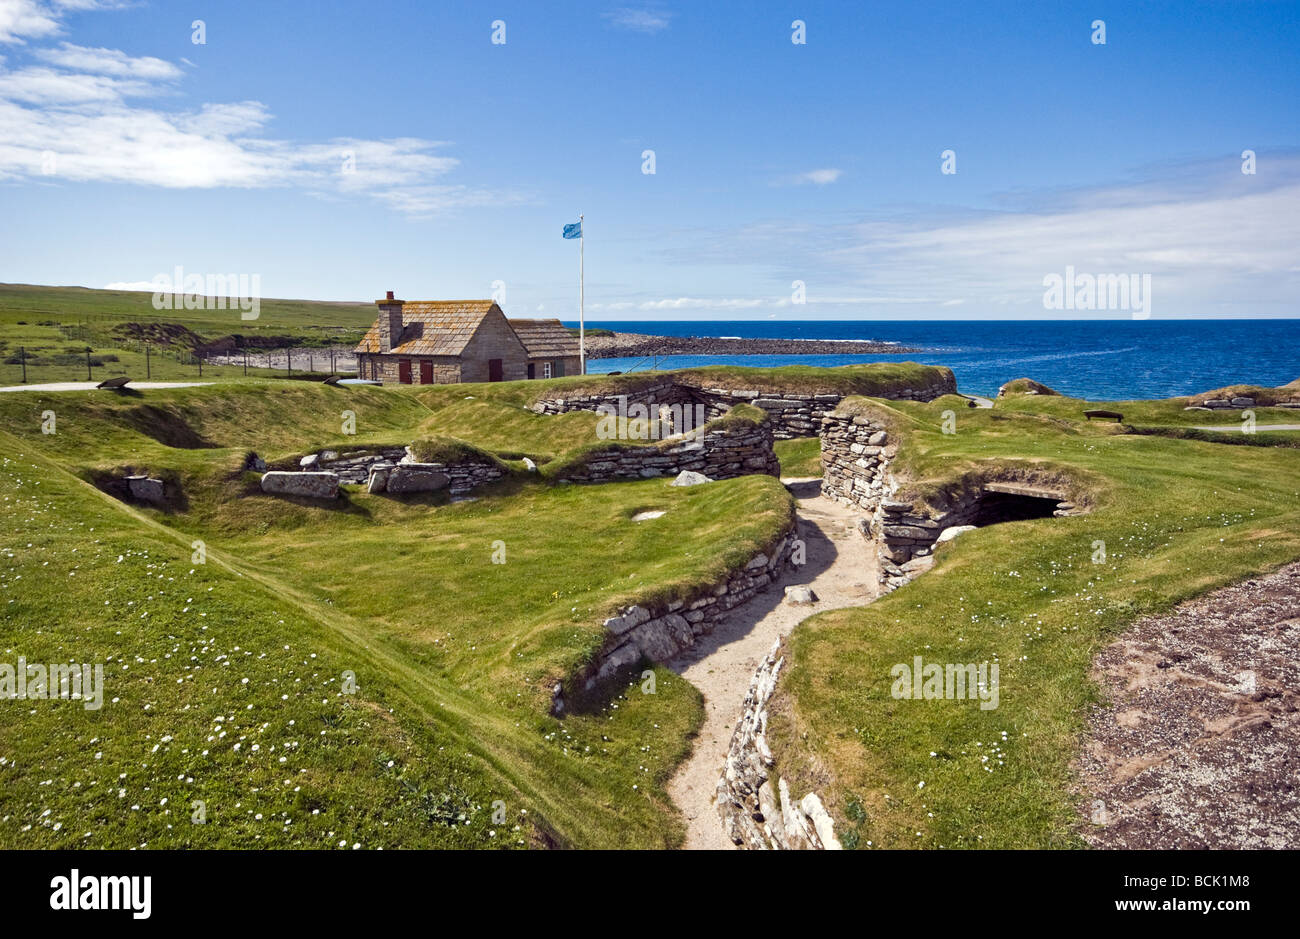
[579,213,585,374]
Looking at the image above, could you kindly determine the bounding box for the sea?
[568,319,1300,401]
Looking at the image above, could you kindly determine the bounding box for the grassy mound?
[1186,383,1300,407]
[518,361,954,402]
[768,395,1300,849]
[408,436,506,467]
[0,377,797,848]
[997,378,1061,397]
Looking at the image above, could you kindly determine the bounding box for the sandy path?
[666,478,879,849]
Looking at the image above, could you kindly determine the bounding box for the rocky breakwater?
[716,639,841,849]
[553,524,798,713]
[582,331,919,358]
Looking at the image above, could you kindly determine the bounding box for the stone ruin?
[259,445,505,499]
[530,370,956,440]
[553,416,780,483]
[819,407,1082,591]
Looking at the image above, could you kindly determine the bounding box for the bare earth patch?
[1077,562,1300,848]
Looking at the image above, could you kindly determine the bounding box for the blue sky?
[1,0,1297,319]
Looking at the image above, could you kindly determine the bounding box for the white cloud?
[36,42,182,79]
[648,155,1300,316]
[0,66,156,102]
[794,168,842,185]
[0,0,59,43]
[603,7,673,33]
[639,297,764,310]
[0,7,516,215]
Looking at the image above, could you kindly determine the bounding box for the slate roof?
[354,301,498,356]
[508,319,581,358]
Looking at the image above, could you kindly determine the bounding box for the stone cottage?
[508,318,583,379]
[355,293,582,385]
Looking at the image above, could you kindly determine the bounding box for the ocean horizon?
[568,319,1300,401]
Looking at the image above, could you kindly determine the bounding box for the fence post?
[146,343,151,379]
[287,348,292,377]
[20,346,26,384]
[86,346,92,381]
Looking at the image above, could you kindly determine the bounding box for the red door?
[420,360,433,384]
[398,359,412,384]
[488,358,503,382]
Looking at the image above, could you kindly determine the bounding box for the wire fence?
[0,343,356,387]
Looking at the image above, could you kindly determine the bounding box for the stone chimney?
[376,291,404,353]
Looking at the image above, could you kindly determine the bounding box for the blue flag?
[562,221,582,239]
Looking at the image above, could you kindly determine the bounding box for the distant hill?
[0,282,378,384]
[0,282,376,337]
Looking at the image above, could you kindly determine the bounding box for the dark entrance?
[970,491,1060,526]
[420,360,433,384]
[398,359,412,384]
[488,358,503,382]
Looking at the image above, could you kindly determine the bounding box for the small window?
[543,362,552,379]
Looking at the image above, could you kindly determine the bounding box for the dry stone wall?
[1192,394,1300,410]
[717,639,841,849]
[820,411,1080,590]
[554,523,798,713]
[260,471,340,499]
[268,446,505,498]
[819,411,896,512]
[530,372,956,440]
[555,421,779,483]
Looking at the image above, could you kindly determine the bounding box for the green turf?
[769,393,1300,849]
[773,437,822,477]
[4,359,1296,851]
[0,379,795,848]
[0,283,373,386]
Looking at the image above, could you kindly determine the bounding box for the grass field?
[992,388,1300,447]
[3,360,1296,850]
[0,378,796,848]
[0,283,374,386]
[769,393,1300,849]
